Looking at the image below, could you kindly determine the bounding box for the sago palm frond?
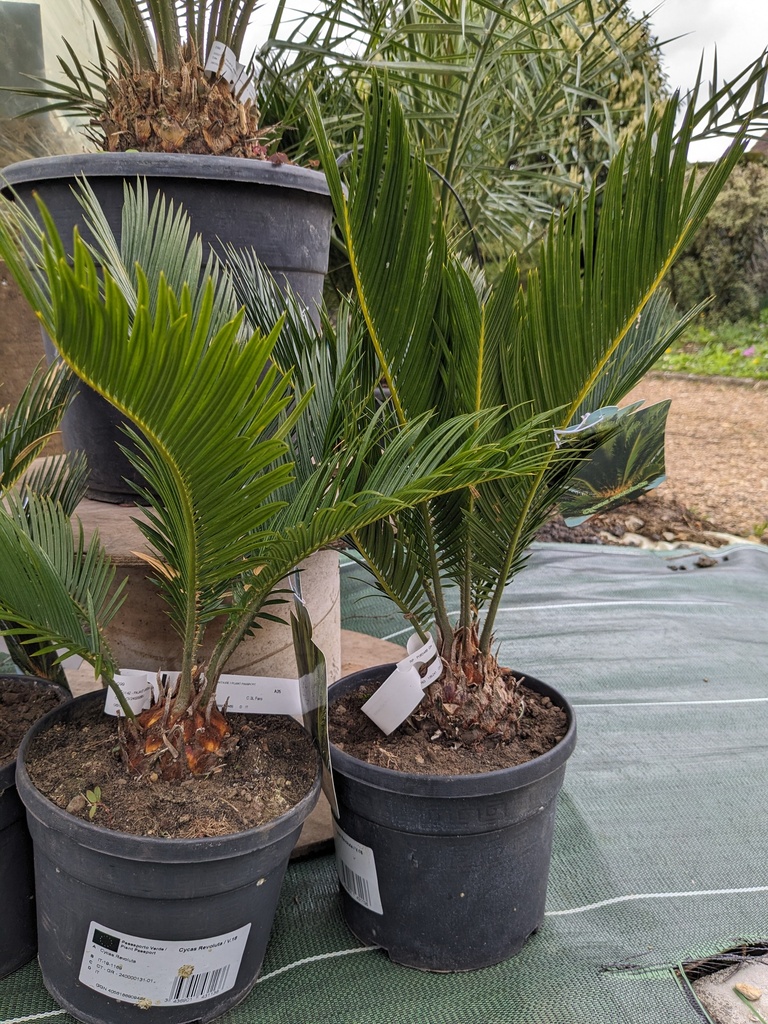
[0,493,126,703]
[308,75,747,664]
[0,361,76,492]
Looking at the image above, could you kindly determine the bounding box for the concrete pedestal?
[73,497,341,684]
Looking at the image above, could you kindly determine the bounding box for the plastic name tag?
[361,633,442,735]
[215,674,301,716]
[233,64,257,105]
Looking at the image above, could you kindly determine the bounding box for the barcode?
[169,965,229,1003]
[338,860,372,907]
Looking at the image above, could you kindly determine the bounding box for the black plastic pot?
[329,666,577,971]
[16,691,321,1024]
[1,153,333,503]
[0,674,69,979]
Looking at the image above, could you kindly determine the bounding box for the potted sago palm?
[230,81,745,971]
[0,177,547,1017]
[0,359,99,978]
[1,0,333,501]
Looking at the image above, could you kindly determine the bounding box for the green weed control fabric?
[2,543,767,1024]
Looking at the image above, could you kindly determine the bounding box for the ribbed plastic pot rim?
[0,152,331,196]
[16,689,321,863]
[329,664,577,799]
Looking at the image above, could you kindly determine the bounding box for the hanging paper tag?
[233,63,257,105]
[215,674,301,716]
[104,670,157,717]
[333,820,383,914]
[361,633,442,735]
[204,41,239,84]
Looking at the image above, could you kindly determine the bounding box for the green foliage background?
[668,153,768,322]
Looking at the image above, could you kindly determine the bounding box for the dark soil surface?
[0,677,67,768]
[24,700,318,838]
[329,675,568,775]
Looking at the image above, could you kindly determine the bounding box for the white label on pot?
[215,674,302,716]
[333,821,383,915]
[103,671,157,717]
[78,921,250,1007]
[361,633,443,734]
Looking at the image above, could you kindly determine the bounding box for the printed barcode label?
[337,860,372,906]
[333,820,383,914]
[169,965,229,1002]
[79,921,250,1006]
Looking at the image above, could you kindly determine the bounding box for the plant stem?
[421,504,452,653]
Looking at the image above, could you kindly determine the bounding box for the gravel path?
[625,374,768,538]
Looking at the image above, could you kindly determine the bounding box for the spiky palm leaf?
[0,493,126,703]
[0,361,76,492]
[306,77,746,738]
[257,0,768,262]
[0,360,93,684]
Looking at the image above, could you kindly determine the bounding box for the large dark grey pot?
[0,674,69,979]
[16,690,322,1024]
[1,153,333,503]
[329,666,577,972]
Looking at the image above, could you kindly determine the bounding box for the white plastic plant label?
[215,674,302,716]
[360,665,424,736]
[104,670,156,717]
[78,921,250,1007]
[361,633,442,734]
[333,820,383,915]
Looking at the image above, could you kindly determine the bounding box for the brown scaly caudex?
[98,45,276,158]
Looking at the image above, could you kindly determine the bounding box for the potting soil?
[2,542,767,1024]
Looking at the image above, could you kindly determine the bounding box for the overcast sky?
[626,0,768,159]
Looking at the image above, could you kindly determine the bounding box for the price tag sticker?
[361,633,442,735]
